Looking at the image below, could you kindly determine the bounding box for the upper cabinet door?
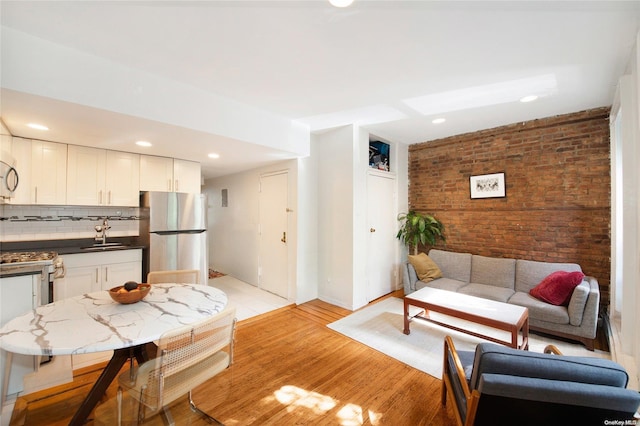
[140,156,201,193]
[139,155,174,192]
[173,159,201,193]
[66,145,106,205]
[68,146,140,206]
[105,150,139,206]
[32,140,67,205]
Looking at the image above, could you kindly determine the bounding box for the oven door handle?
[54,260,66,279]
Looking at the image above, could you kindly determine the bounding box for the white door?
[367,172,396,301]
[258,172,289,298]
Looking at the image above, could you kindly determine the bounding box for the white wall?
[610,29,640,388]
[296,140,319,304]
[316,126,356,309]
[203,159,300,301]
[204,124,409,311]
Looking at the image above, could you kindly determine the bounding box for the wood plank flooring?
[9,293,457,425]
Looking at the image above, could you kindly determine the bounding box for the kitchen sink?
[81,243,129,251]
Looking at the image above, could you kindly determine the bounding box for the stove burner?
[0,251,58,264]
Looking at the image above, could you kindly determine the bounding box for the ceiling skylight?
[403,74,557,116]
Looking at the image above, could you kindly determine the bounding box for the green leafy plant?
[396,211,445,255]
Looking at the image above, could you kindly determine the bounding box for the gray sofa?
[402,249,600,350]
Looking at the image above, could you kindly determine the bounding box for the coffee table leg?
[403,298,411,335]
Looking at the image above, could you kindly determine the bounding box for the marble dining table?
[0,283,228,425]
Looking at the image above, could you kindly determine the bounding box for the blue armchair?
[442,336,640,425]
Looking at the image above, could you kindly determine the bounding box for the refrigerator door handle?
[153,229,206,236]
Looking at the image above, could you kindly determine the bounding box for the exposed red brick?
[408,107,611,312]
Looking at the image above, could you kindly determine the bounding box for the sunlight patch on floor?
[274,385,336,414]
[269,385,382,425]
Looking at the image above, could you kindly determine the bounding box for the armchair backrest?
[469,343,629,390]
[470,343,639,425]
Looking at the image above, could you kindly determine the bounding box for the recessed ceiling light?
[135,141,152,147]
[27,123,48,131]
[432,118,446,124]
[329,0,354,7]
[208,153,220,159]
[520,95,538,103]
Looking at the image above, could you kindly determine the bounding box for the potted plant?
[396,210,445,255]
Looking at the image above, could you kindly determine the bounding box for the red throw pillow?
[530,271,585,306]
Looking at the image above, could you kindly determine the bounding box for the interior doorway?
[258,171,289,299]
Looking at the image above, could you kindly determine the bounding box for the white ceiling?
[1,1,639,179]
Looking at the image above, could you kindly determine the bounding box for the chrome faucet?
[94,218,111,244]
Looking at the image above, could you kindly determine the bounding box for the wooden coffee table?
[403,286,529,350]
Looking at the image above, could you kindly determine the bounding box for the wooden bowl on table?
[109,282,151,304]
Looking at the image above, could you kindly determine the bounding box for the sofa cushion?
[530,271,585,306]
[424,277,468,292]
[508,292,570,325]
[458,283,515,303]
[515,259,583,293]
[428,249,472,283]
[408,253,443,283]
[470,255,516,289]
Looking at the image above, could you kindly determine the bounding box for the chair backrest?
[470,342,640,425]
[142,307,236,409]
[147,269,200,284]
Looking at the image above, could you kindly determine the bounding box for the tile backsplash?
[0,205,140,242]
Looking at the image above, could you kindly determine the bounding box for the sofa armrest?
[567,276,600,328]
[403,261,419,295]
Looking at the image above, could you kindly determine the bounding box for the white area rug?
[327,297,608,379]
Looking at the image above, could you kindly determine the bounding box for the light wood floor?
[9,292,457,425]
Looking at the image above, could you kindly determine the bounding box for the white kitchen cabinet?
[140,155,201,193]
[66,145,140,206]
[53,250,141,369]
[7,138,68,205]
[1,274,40,396]
[54,249,143,301]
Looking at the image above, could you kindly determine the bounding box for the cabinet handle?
[105,267,108,282]
[96,268,99,283]
[98,190,103,204]
[34,186,38,203]
[108,190,112,205]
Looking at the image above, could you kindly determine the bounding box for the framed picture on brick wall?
[470,172,506,199]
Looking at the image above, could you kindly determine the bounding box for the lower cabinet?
[54,249,142,301]
[53,249,142,369]
[1,274,40,396]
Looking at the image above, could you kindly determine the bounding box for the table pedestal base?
[70,345,149,426]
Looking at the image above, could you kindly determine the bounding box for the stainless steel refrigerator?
[139,192,208,285]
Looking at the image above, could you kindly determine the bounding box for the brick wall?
[408,107,611,312]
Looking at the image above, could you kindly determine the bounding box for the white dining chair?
[147,269,200,284]
[117,307,236,425]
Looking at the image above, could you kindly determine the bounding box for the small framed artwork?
[470,172,506,199]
